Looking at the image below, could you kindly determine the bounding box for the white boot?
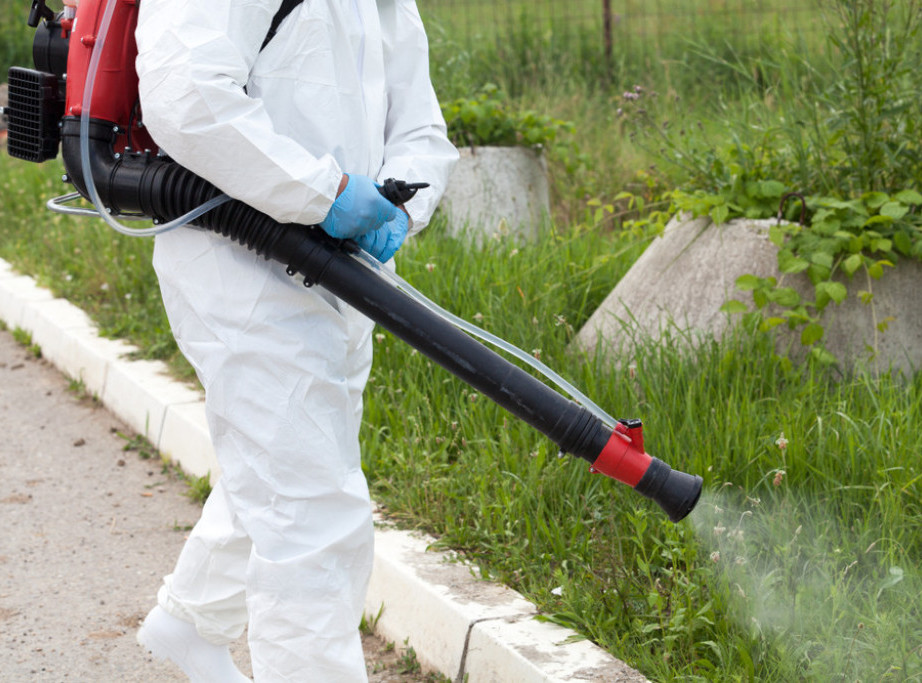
[137,605,250,682]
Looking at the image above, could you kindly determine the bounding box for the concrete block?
[0,257,15,279]
[804,258,922,375]
[440,146,549,243]
[159,399,219,481]
[22,296,95,333]
[366,523,535,679]
[0,274,56,329]
[466,615,648,682]
[19,298,97,379]
[101,357,199,449]
[62,329,139,399]
[576,215,922,375]
[575,215,768,358]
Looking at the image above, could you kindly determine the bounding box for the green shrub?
[440,84,574,150]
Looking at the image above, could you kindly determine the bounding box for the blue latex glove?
[355,210,410,263]
[319,174,398,239]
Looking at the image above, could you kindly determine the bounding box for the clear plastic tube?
[353,250,618,429]
[47,191,149,218]
[79,0,230,237]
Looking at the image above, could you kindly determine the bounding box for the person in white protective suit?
[132,1,458,681]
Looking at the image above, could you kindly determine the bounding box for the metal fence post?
[602,0,614,80]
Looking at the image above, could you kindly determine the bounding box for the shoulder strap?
[261,0,304,51]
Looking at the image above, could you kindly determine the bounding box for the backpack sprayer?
[4,0,702,522]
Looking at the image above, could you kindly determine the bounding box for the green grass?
[361,230,922,680]
[423,0,830,109]
[182,472,213,504]
[11,325,42,358]
[0,0,33,74]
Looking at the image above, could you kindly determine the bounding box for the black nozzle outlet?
[634,458,703,523]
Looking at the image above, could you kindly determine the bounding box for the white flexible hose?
[79,0,230,237]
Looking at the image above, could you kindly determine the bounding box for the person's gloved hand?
[319,174,397,239]
[355,209,409,263]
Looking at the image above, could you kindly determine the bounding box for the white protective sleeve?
[135,0,457,231]
[376,1,459,234]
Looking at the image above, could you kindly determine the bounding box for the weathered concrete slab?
[467,616,649,682]
[439,146,549,242]
[576,215,922,375]
[366,517,649,683]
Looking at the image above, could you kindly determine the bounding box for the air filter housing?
[6,66,65,162]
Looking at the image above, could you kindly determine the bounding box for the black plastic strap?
[261,0,304,51]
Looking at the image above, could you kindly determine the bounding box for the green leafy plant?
[396,640,422,675]
[183,472,213,504]
[118,431,158,460]
[722,189,922,364]
[440,84,574,151]
[439,84,587,200]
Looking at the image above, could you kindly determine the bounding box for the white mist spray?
[687,485,919,679]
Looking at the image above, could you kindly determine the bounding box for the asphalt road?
[0,325,252,681]
[0,327,434,682]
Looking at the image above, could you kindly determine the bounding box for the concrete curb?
[0,256,648,682]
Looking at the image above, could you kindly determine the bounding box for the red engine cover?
[64,0,156,153]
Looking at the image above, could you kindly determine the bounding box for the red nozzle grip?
[590,428,652,487]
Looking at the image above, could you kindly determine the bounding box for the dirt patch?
[0,608,20,622]
[363,632,449,683]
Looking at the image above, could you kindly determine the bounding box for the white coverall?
[135,1,457,680]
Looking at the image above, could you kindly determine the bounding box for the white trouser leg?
[152,228,375,682]
[158,479,251,644]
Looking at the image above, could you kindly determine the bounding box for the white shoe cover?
[137,606,251,682]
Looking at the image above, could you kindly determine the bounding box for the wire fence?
[420,0,827,82]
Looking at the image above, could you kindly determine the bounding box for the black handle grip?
[378,177,429,205]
